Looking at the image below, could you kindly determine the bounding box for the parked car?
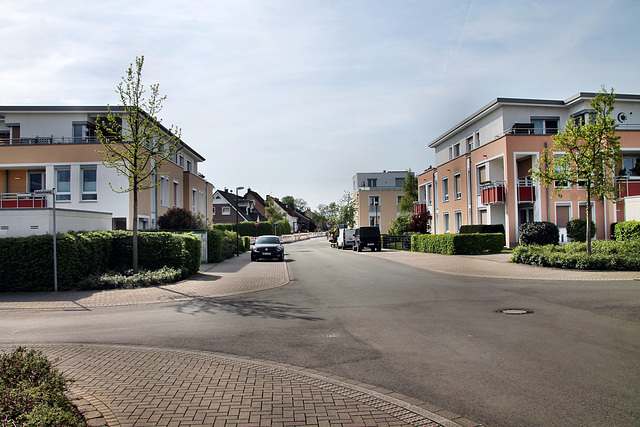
[251,235,285,261]
[353,226,381,252]
[337,228,356,250]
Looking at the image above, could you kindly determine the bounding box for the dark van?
[353,226,381,252]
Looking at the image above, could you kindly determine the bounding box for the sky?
[2,0,639,211]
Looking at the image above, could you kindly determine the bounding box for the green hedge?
[511,240,640,270]
[566,219,596,242]
[411,233,504,255]
[212,221,282,236]
[615,221,640,242]
[0,231,201,292]
[518,221,559,245]
[459,224,505,235]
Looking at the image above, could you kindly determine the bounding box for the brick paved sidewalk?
[369,250,640,281]
[0,344,478,427]
[0,254,290,310]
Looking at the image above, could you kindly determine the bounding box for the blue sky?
[2,0,639,210]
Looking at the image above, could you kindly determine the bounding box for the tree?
[281,196,309,212]
[388,215,411,235]
[96,56,182,272]
[337,191,356,228]
[398,170,418,214]
[158,207,204,230]
[531,86,621,255]
[265,197,286,223]
[409,211,432,234]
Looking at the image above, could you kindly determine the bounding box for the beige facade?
[0,106,213,233]
[353,171,407,234]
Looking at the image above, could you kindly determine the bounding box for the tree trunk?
[133,186,139,273]
[586,187,592,256]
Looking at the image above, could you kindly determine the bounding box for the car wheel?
[357,245,362,252]
[251,255,256,261]
[280,253,284,262]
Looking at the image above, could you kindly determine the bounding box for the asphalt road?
[2,238,639,426]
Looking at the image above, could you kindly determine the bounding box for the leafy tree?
[409,211,432,234]
[531,86,621,255]
[96,56,181,272]
[398,170,418,214]
[388,215,411,235]
[265,197,286,223]
[337,191,356,228]
[281,196,309,212]
[158,207,204,230]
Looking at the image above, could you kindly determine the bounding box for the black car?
[251,235,285,261]
[353,226,382,252]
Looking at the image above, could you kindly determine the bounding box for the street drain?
[496,308,534,315]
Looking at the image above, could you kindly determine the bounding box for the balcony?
[517,177,536,203]
[480,181,505,205]
[414,203,427,215]
[617,176,640,198]
[0,193,47,208]
[0,136,119,146]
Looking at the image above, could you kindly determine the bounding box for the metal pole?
[52,189,57,292]
[235,186,244,256]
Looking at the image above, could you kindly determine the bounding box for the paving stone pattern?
[0,344,471,427]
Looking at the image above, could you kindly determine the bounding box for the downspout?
[545,141,550,220]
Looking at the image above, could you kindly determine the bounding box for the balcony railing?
[616,176,640,198]
[414,203,427,215]
[0,193,47,208]
[0,136,119,146]
[517,177,536,203]
[480,181,505,205]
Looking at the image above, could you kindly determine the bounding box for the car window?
[256,236,280,244]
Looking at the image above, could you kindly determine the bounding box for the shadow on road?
[170,296,325,321]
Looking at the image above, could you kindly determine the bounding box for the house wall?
[625,196,640,221]
[0,208,112,238]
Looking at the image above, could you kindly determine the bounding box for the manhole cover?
[496,308,534,315]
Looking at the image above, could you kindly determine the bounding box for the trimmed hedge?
[511,240,640,270]
[212,221,289,237]
[518,221,559,246]
[566,219,596,242]
[615,221,640,242]
[0,231,201,292]
[459,224,505,235]
[411,233,504,255]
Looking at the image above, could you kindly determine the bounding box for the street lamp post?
[35,188,57,292]
[236,186,244,256]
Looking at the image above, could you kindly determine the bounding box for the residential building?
[417,92,640,247]
[267,196,313,232]
[0,106,213,237]
[212,189,268,224]
[353,170,408,233]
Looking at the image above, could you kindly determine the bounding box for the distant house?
[268,196,313,232]
[0,106,213,237]
[212,189,267,224]
[352,170,408,234]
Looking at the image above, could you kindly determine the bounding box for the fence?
[382,234,412,251]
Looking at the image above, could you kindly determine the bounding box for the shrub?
[0,347,85,426]
[518,221,559,246]
[411,233,503,255]
[158,207,204,230]
[388,215,411,235]
[409,211,432,234]
[78,266,183,289]
[615,221,640,242]
[566,219,596,242]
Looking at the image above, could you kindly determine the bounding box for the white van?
[337,228,356,250]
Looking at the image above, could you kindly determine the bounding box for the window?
[178,155,184,167]
[192,189,197,211]
[56,168,71,201]
[367,178,377,187]
[531,117,559,135]
[186,159,192,173]
[443,212,450,233]
[442,177,449,202]
[454,211,462,233]
[466,136,473,153]
[453,173,461,200]
[160,177,170,207]
[173,181,180,207]
[474,132,480,148]
[81,167,97,201]
[395,178,405,187]
[199,191,205,214]
[553,155,570,189]
[222,206,231,215]
[555,204,571,229]
[427,183,433,206]
[369,195,380,207]
[453,143,461,158]
[213,207,216,215]
[478,209,487,225]
[28,171,43,192]
[73,124,84,143]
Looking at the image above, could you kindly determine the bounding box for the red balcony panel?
[414,203,427,215]
[518,186,535,202]
[618,181,640,197]
[481,185,504,205]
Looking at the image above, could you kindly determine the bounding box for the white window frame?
[173,180,180,207]
[55,167,71,202]
[454,210,462,233]
[427,183,433,206]
[442,177,449,202]
[453,173,462,200]
[222,206,231,215]
[443,212,450,233]
[192,188,197,211]
[81,166,97,201]
[160,176,170,207]
[466,136,473,153]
